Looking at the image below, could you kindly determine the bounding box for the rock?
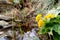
[0,31,4,35]
[23,29,40,40]
[0,33,12,40]
[0,21,9,26]
[3,25,12,28]
[0,21,13,29]
[47,6,60,17]
[13,0,20,4]
[6,30,12,37]
[0,0,13,4]
[0,15,12,21]
[0,37,8,40]
[16,35,23,40]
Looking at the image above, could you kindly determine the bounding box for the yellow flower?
[36,14,42,22]
[44,14,55,19]
[38,19,44,28]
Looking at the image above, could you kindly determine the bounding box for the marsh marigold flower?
[36,14,42,22]
[38,19,44,28]
[44,14,55,19]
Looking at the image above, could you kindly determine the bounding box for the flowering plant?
[36,13,60,40]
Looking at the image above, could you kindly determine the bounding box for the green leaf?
[53,24,60,35]
[44,22,54,27]
[39,26,50,34]
[48,28,53,35]
[53,31,60,40]
[39,27,46,34]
